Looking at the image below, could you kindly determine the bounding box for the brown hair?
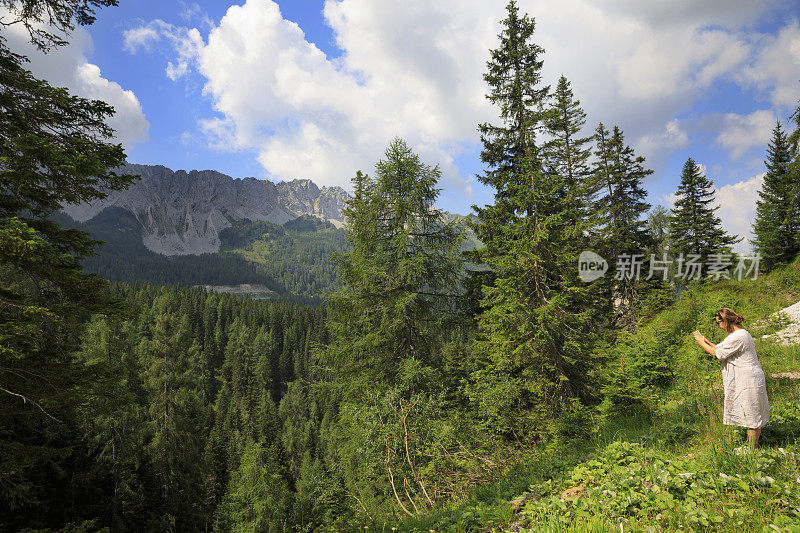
[716,308,745,331]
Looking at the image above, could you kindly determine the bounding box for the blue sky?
[4,0,800,250]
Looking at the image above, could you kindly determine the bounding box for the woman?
[693,308,769,451]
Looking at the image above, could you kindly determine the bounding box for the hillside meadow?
[390,261,800,533]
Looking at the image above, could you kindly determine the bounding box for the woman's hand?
[693,330,717,357]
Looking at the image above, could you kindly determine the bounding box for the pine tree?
[140,297,206,530]
[752,122,800,269]
[669,158,740,271]
[468,1,596,442]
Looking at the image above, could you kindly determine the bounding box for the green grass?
[375,261,800,533]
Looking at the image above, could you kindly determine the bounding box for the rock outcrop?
[760,300,800,346]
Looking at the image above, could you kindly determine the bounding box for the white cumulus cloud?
[639,119,690,162]
[716,110,776,160]
[184,0,496,190]
[122,25,161,53]
[123,20,203,81]
[126,0,796,191]
[740,21,800,108]
[714,173,764,253]
[4,20,149,150]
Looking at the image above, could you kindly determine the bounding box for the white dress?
[715,328,769,428]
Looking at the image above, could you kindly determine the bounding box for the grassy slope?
[389,261,800,532]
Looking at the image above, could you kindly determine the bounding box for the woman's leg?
[747,428,761,450]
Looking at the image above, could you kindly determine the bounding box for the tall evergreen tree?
[669,158,740,271]
[0,1,137,524]
[591,125,653,258]
[214,439,291,532]
[752,122,800,269]
[140,298,206,531]
[544,75,594,233]
[467,1,596,442]
[316,138,463,392]
[589,124,653,324]
[307,140,467,521]
[471,0,547,255]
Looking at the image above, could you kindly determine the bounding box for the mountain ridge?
[62,163,350,255]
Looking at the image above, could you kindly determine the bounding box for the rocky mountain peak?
[62,163,348,256]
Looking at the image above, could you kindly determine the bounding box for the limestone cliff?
[62,164,348,256]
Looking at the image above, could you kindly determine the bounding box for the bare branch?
[0,385,62,422]
[403,477,421,514]
[387,465,414,517]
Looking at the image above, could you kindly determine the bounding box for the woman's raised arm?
[694,332,717,357]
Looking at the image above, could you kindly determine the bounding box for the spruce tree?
[471,0,547,258]
[589,124,653,324]
[669,158,740,271]
[0,2,138,522]
[543,75,610,329]
[468,1,596,442]
[591,125,653,258]
[140,298,206,530]
[752,122,800,269]
[544,75,594,233]
[214,439,291,531]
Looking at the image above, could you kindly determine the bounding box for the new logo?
[578,251,608,282]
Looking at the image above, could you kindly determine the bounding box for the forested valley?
[3,1,800,532]
[53,209,350,303]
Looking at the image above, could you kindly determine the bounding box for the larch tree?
[315,138,463,394]
[308,138,464,521]
[647,205,671,259]
[0,0,118,51]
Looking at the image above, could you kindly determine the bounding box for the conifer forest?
[2,1,800,532]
